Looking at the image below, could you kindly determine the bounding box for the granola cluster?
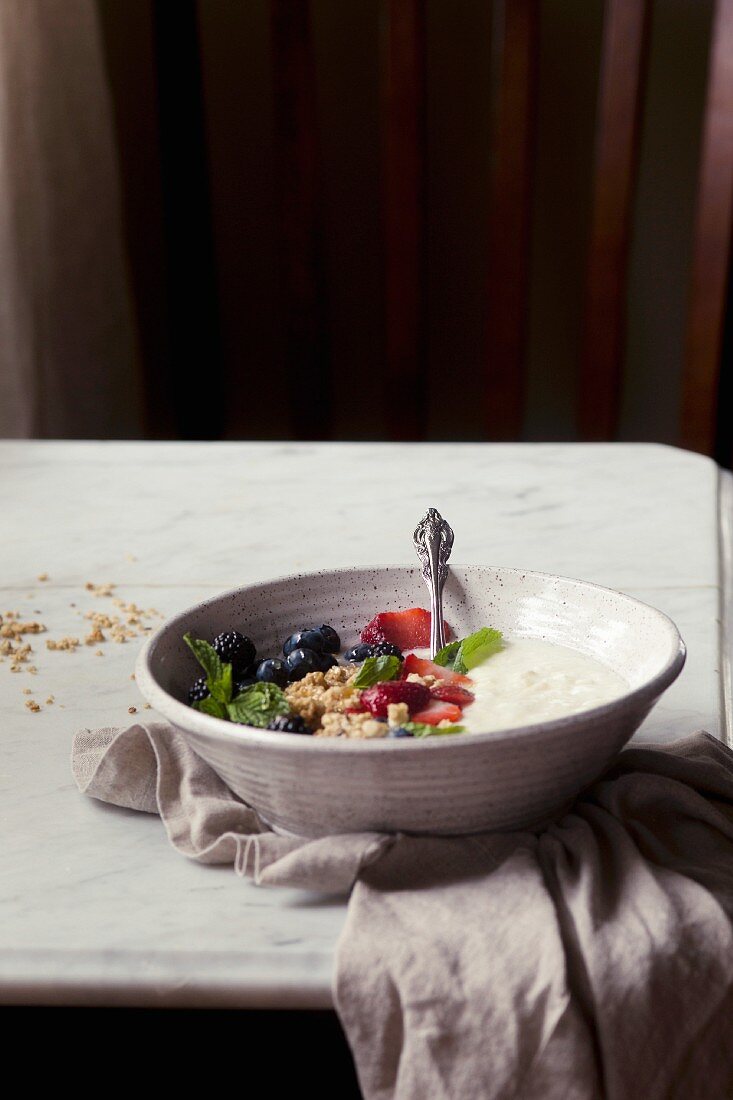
[283,664,389,738]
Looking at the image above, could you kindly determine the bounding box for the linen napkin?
[72,724,733,1099]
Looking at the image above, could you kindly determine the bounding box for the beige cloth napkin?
[72,725,733,1099]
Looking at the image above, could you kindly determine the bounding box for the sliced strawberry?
[360,608,453,649]
[430,683,475,706]
[411,700,463,726]
[359,681,431,718]
[401,653,472,685]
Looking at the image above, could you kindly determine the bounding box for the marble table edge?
[0,951,336,1009]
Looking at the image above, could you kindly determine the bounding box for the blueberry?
[344,643,375,663]
[315,624,340,653]
[285,647,322,681]
[267,714,313,735]
[283,629,325,657]
[317,652,338,672]
[388,726,414,738]
[188,677,210,704]
[373,642,403,660]
[212,631,256,671]
[233,676,257,696]
[255,658,289,688]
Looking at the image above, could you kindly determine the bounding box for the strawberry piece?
[430,683,475,706]
[401,653,472,685]
[359,680,431,718]
[411,701,463,726]
[360,608,453,649]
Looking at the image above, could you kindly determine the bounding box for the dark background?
[92,0,732,457]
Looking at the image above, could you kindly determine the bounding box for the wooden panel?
[578,0,651,441]
[271,0,331,440]
[382,0,426,440]
[680,0,733,456]
[486,0,539,440]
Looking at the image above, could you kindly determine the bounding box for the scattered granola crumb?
[1,619,45,638]
[37,573,49,582]
[28,666,38,674]
[128,705,137,714]
[125,553,138,562]
[95,649,104,656]
[85,627,106,646]
[45,696,54,705]
[46,637,80,652]
[25,700,41,713]
[143,703,152,709]
[130,673,135,680]
[85,582,116,597]
[22,688,32,695]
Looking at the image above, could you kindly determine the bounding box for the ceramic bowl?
[135,566,685,836]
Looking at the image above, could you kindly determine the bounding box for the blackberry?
[212,631,256,671]
[188,677,210,705]
[373,642,404,660]
[267,714,313,735]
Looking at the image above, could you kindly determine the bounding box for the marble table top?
[0,441,727,1007]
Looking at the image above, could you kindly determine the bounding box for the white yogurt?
[421,638,628,734]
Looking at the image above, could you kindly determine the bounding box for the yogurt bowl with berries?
[135,565,685,836]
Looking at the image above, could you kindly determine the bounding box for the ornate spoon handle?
[413,508,454,658]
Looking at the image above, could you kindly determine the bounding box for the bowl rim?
[134,563,687,753]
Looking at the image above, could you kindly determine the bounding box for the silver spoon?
[413,508,454,658]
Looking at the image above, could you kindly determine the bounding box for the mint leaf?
[227,683,290,728]
[460,627,503,670]
[402,721,465,738]
[192,696,228,719]
[352,655,402,689]
[183,633,233,704]
[433,640,463,671]
[434,627,504,674]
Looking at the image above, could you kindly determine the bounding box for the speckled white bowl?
[135,566,685,836]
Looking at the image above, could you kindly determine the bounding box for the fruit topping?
[344,642,376,663]
[401,653,472,684]
[283,629,325,656]
[233,676,257,695]
[372,641,404,660]
[284,647,322,681]
[388,726,414,738]
[430,683,475,706]
[188,677,210,704]
[410,700,463,726]
[255,658,289,688]
[267,714,313,735]
[360,608,453,649]
[317,652,338,672]
[212,631,256,672]
[315,624,340,653]
[360,680,431,718]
